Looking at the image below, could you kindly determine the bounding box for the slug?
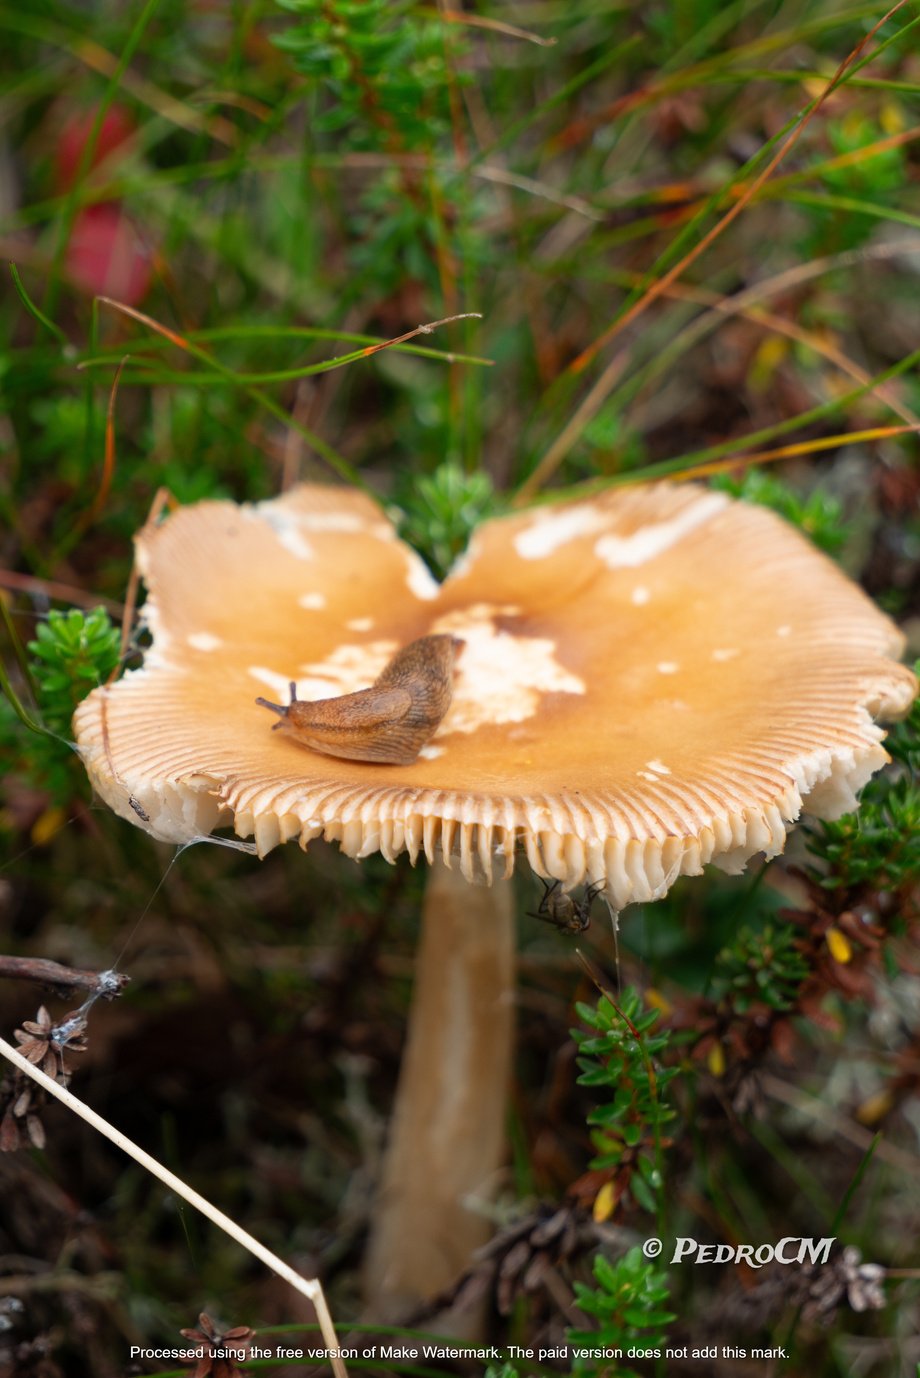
[255,633,462,765]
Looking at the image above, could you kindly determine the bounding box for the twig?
[0,1035,350,1378]
[0,1270,121,1300]
[0,957,128,998]
[0,569,124,618]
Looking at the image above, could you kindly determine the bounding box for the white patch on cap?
[515,504,610,559]
[258,509,315,561]
[299,592,327,611]
[418,744,444,760]
[255,496,392,540]
[657,662,679,675]
[432,605,584,735]
[777,625,792,637]
[296,639,398,698]
[249,666,294,700]
[631,586,651,605]
[436,601,522,620]
[594,491,727,569]
[346,618,374,631]
[249,640,399,704]
[278,528,313,559]
[446,532,483,580]
[712,647,738,662]
[137,604,172,668]
[300,513,391,536]
[187,632,222,652]
[405,553,440,601]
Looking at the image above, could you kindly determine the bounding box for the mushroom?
[72,481,916,1320]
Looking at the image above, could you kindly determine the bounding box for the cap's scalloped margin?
[82,686,912,910]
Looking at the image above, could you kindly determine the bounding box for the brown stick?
[0,569,124,617]
[0,956,128,998]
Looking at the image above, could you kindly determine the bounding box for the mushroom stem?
[363,856,515,1328]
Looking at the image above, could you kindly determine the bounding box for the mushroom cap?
[73,482,917,908]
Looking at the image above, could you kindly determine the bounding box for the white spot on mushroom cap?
[594,491,728,569]
[432,605,584,735]
[657,662,679,675]
[299,592,327,611]
[279,528,314,559]
[441,601,523,620]
[446,536,480,580]
[514,505,611,559]
[346,617,374,631]
[631,586,650,606]
[712,647,739,662]
[303,640,398,698]
[405,553,439,601]
[258,509,315,561]
[777,625,792,637]
[136,608,172,669]
[254,496,392,539]
[254,500,396,564]
[248,640,399,703]
[249,666,293,700]
[301,513,391,536]
[418,744,444,760]
[187,632,222,652]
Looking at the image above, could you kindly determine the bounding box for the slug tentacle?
[256,634,462,765]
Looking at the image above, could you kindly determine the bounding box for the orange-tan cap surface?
[73,482,917,907]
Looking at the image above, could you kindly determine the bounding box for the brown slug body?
[255,634,462,765]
